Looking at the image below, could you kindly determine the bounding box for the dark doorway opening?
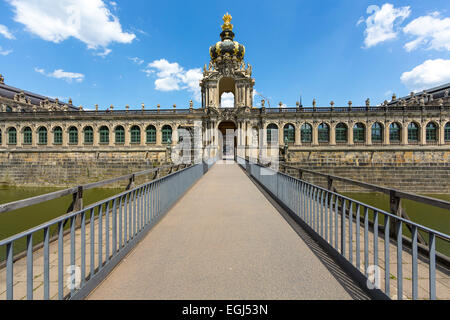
[218,121,237,160]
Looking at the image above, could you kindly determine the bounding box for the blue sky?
[0,0,449,110]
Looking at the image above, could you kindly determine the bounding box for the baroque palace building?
[1,13,450,174]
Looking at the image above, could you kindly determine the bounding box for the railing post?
[389,191,400,239]
[390,191,427,245]
[126,174,135,190]
[67,186,83,226]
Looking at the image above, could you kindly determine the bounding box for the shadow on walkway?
[240,165,371,300]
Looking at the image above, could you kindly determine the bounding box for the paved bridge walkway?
[88,162,370,300]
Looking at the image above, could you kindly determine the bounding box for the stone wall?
[286,149,450,193]
[0,150,166,188]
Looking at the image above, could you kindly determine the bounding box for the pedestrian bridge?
[0,159,449,300]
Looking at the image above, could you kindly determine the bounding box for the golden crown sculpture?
[221,12,233,31]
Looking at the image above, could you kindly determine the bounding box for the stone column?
[348,123,354,145]
[278,122,284,146]
[330,124,336,146]
[385,123,390,145]
[312,124,319,146]
[62,125,67,147]
[295,124,301,146]
[439,122,445,145]
[173,125,178,146]
[420,124,426,145]
[93,125,99,147]
[156,124,162,146]
[124,124,130,146]
[367,123,372,145]
[403,123,409,145]
[32,126,37,147]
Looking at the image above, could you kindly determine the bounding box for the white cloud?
[0,24,15,39]
[144,59,203,102]
[35,67,85,83]
[93,48,112,57]
[220,92,234,108]
[400,59,450,91]
[361,3,410,48]
[8,0,135,54]
[403,12,450,52]
[129,57,144,65]
[0,46,13,55]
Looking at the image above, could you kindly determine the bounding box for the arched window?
[335,123,348,143]
[69,126,78,145]
[83,126,93,144]
[6,106,12,112]
[266,124,278,144]
[301,123,312,143]
[408,122,419,142]
[283,123,295,144]
[130,126,141,144]
[23,127,32,145]
[353,123,365,143]
[99,126,109,144]
[115,126,125,144]
[162,125,172,144]
[8,127,17,145]
[318,123,330,143]
[445,122,450,142]
[38,127,47,145]
[371,123,383,143]
[146,125,156,144]
[426,122,437,142]
[53,127,62,145]
[389,123,401,143]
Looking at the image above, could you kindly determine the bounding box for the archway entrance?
[218,121,237,160]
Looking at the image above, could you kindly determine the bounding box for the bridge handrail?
[237,156,450,300]
[0,158,216,300]
[277,162,450,211]
[0,163,187,214]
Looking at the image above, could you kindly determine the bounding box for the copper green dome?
[209,13,245,63]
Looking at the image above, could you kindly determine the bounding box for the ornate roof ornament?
[222,13,233,31]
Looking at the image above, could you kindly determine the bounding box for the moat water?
[0,187,449,258]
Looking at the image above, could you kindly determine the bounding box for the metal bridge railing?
[0,161,212,300]
[237,156,450,300]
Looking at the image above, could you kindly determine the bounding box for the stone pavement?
[88,162,369,300]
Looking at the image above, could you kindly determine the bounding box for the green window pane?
[100,127,109,144]
[23,128,32,145]
[353,124,365,143]
[131,126,141,144]
[301,124,312,143]
[8,129,17,144]
[283,124,295,143]
[318,124,329,143]
[408,123,419,142]
[38,128,47,145]
[336,124,347,143]
[162,126,172,144]
[69,128,78,144]
[426,123,437,142]
[445,123,450,142]
[54,128,62,144]
[115,127,125,144]
[146,126,156,143]
[372,123,382,142]
[8,129,17,145]
[389,124,401,142]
